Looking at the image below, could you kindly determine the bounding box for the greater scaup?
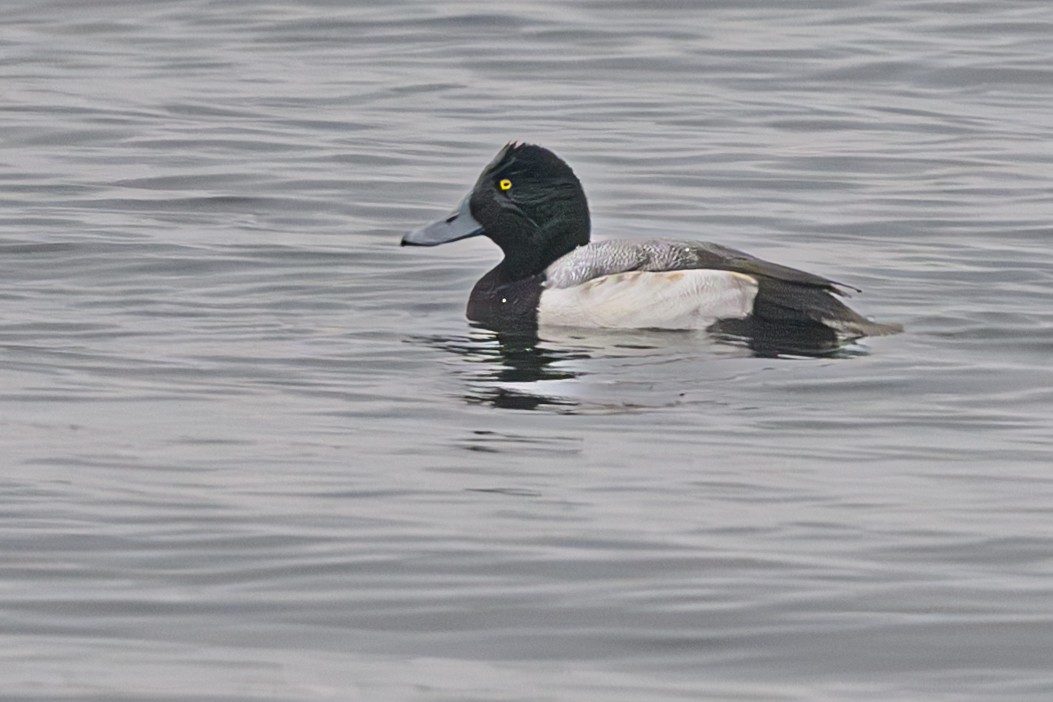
[402,143,901,347]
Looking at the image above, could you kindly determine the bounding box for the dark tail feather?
[709,277,902,353]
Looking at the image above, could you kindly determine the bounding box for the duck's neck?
[500,217,590,281]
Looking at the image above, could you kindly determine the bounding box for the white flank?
[537,270,759,330]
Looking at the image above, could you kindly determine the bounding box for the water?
[3,1,1053,699]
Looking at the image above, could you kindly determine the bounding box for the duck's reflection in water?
[412,328,586,411]
[412,324,870,412]
[413,326,779,412]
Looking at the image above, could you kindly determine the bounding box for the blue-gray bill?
[401,195,484,247]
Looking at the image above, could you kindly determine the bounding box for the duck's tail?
[709,277,902,353]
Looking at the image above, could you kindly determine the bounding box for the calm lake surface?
[3,1,1052,700]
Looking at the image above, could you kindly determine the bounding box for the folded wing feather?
[545,239,855,295]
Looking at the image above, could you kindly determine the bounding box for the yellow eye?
[499,178,512,191]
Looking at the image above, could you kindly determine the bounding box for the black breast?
[465,266,544,333]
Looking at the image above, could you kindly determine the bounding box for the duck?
[402,142,901,348]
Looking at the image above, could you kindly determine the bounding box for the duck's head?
[402,143,591,278]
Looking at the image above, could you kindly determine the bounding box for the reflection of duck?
[413,330,585,411]
[413,328,772,412]
[403,143,901,351]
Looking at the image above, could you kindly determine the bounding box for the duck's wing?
[543,240,901,339]
[687,242,860,296]
[545,239,854,294]
[539,240,754,329]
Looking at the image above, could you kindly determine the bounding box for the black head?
[403,143,590,279]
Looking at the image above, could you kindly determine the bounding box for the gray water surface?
[3,1,1053,700]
